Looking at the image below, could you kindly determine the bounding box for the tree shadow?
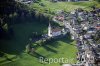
[44,38,61,48]
[0,55,17,64]
[42,33,74,50]
[0,39,27,55]
[30,52,46,59]
[42,45,58,53]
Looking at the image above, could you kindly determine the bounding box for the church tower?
[48,22,52,37]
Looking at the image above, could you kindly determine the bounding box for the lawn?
[30,0,100,14]
[1,36,77,66]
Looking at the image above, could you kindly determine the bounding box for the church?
[48,23,66,37]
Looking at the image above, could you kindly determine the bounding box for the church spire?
[48,22,52,37]
[49,22,51,27]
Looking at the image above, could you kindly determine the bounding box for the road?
[64,20,78,39]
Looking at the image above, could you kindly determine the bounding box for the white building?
[48,23,53,37]
[52,28,62,36]
[48,23,66,37]
[85,50,95,64]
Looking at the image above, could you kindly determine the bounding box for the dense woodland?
[0,0,52,40]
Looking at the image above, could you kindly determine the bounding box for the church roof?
[52,28,62,32]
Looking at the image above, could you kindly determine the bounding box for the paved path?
[64,20,78,39]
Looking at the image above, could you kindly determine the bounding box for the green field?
[30,1,100,13]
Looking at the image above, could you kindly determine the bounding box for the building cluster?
[52,7,100,66]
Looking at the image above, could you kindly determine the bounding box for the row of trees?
[95,0,100,2]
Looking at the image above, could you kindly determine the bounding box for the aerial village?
[26,5,100,66]
[0,0,100,66]
[17,0,100,66]
[52,7,100,66]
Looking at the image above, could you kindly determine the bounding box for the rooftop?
[52,28,62,32]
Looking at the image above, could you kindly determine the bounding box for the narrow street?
[64,20,78,39]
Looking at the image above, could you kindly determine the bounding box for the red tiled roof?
[95,27,100,28]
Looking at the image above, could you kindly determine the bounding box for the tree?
[95,0,100,2]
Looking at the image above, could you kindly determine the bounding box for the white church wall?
[52,31,61,37]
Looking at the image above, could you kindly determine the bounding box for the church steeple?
[48,22,52,37]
